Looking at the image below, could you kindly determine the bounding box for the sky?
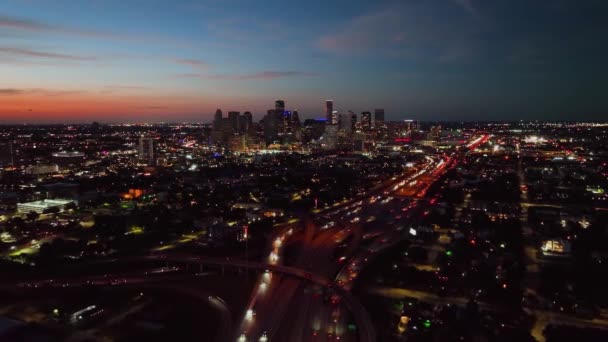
[0,0,607,123]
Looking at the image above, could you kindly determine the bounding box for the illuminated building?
[349,110,357,132]
[240,111,253,133]
[361,111,372,132]
[263,110,279,144]
[228,111,240,133]
[52,151,86,166]
[404,119,418,135]
[138,136,156,166]
[275,100,285,117]
[17,199,74,214]
[541,239,572,256]
[25,164,59,175]
[322,125,338,149]
[374,108,385,126]
[326,100,335,124]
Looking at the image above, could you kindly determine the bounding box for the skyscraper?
[283,110,292,134]
[241,111,253,133]
[349,110,357,133]
[138,136,155,166]
[374,109,385,126]
[291,110,301,129]
[361,111,372,132]
[325,100,335,124]
[275,100,285,117]
[214,109,223,122]
[404,120,418,136]
[263,109,279,144]
[228,111,240,133]
[338,113,352,133]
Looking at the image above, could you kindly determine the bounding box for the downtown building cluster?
[208,99,420,152]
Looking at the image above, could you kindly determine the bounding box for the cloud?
[138,106,169,110]
[0,88,85,96]
[316,9,407,54]
[176,71,316,80]
[174,58,208,69]
[315,2,480,62]
[0,13,113,38]
[0,14,54,31]
[104,85,150,90]
[0,13,195,49]
[0,88,26,95]
[0,46,96,61]
[450,0,478,15]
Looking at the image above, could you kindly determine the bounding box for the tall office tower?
[325,100,335,124]
[323,125,338,149]
[212,109,223,131]
[211,109,223,144]
[263,109,279,144]
[274,100,286,134]
[0,142,14,166]
[374,109,385,126]
[338,113,352,133]
[291,110,302,141]
[361,111,372,132]
[138,136,155,166]
[403,119,417,136]
[240,111,253,133]
[228,111,240,133]
[283,110,292,134]
[331,110,339,126]
[275,100,285,117]
[291,110,301,129]
[349,111,357,132]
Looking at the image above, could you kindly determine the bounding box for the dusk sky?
[1,0,607,123]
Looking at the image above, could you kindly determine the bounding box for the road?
[237,150,460,342]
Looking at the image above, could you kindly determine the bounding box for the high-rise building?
[323,125,338,149]
[212,109,223,132]
[228,111,240,133]
[325,100,335,124]
[349,111,357,133]
[283,110,292,134]
[240,111,253,134]
[428,125,442,140]
[0,142,14,166]
[263,109,279,144]
[275,100,285,117]
[403,120,418,136]
[361,111,372,132]
[338,113,352,133]
[212,109,224,144]
[374,109,385,126]
[138,136,155,166]
[291,110,301,129]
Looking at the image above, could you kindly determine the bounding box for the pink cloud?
[0,46,96,61]
[176,71,316,81]
[174,58,209,69]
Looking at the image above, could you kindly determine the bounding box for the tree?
[26,211,40,222]
[64,202,78,211]
[43,207,60,215]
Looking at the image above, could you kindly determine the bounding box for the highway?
[236,149,459,341]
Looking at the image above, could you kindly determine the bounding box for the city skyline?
[1,0,608,123]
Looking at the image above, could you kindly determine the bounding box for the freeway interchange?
[3,137,486,342]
